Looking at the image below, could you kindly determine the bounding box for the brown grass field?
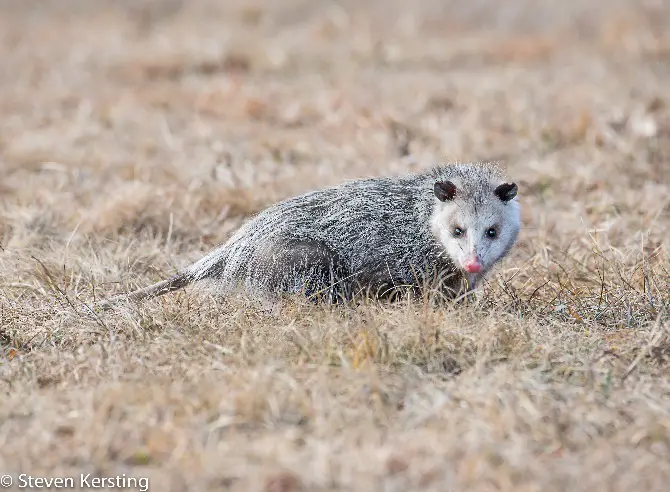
[1,0,669,490]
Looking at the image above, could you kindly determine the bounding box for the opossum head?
[430,178,520,284]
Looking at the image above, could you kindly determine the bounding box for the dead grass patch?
[1,1,669,491]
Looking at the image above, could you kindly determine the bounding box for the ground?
[1,0,669,491]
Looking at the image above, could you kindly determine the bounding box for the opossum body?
[100,163,520,309]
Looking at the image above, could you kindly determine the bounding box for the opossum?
[99,163,520,310]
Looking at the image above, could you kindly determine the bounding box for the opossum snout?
[464,257,482,273]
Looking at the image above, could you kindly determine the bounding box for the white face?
[430,180,521,285]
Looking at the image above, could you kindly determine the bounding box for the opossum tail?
[97,272,191,311]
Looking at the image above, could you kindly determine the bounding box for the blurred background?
[0,0,668,255]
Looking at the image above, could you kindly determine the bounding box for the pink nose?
[464,260,482,273]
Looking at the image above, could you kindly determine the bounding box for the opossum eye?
[486,227,497,238]
[453,227,464,238]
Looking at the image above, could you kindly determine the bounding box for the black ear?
[494,182,518,202]
[434,181,458,201]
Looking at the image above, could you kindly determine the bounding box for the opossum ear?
[494,182,518,202]
[434,181,457,201]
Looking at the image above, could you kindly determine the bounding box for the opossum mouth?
[463,272,481,289]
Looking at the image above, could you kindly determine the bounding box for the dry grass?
[1,0,670,490]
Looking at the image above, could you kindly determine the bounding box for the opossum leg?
[255,238,351,304]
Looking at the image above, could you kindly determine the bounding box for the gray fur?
[99,163,520,310]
